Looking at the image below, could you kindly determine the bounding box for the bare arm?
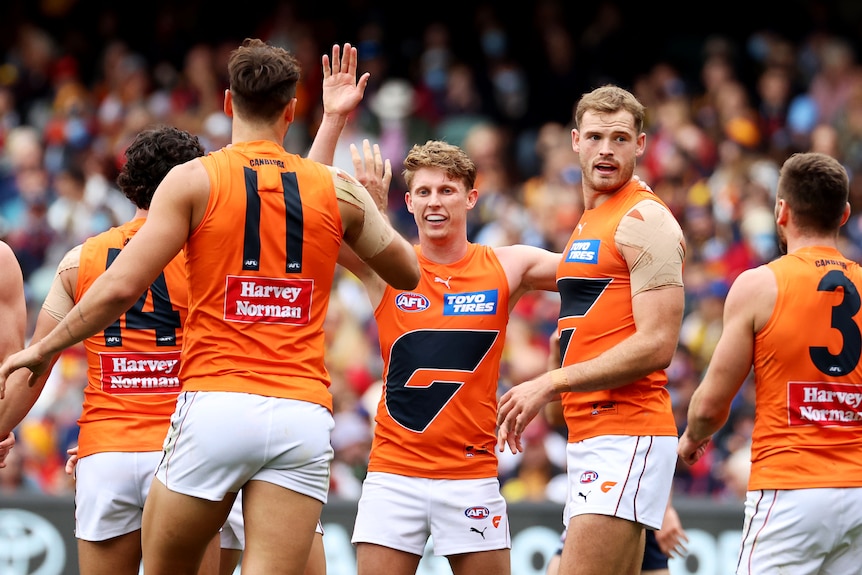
[678,266,773,465]
[0,242,25,363]
[494,244,560,311]
[0,307,63,439]
[0,242,25,466]
[306,43,369,165]
[0,248,79,453]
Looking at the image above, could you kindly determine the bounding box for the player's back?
[76,220,187,458]
[751,247,862,489]
[183,142,341,410]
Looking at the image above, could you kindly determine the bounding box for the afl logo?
[464,506,490,520]
[580,471,599,484]
[395,292,430,312]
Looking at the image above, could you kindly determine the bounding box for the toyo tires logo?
[0,509,66,575]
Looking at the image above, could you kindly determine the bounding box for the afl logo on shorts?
[464,506,490,520]
[580,471,599,484]
[395,292,430,312]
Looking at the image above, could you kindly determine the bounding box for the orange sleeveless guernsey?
[750,246,862,489]
[370,243,509,479]
[556,179,678,442]
[182,141,341,411]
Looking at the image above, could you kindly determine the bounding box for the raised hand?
[321,43,370,118]
[350,139,391,212]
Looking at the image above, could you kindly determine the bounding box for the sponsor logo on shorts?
[443,290,498,315]
[565,239,600,263]
[579,470,598,484]
[224,276,312,325]
[464,506,490,519]
[99,351,182,394]
[470,526,487,539]
[395,292,430,312]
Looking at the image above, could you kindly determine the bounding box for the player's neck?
[231,121,288,147]
[419,236,468,265]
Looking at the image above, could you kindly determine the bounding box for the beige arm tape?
[330,166,395,260]
[42,244,81,322]
[615,200,685,296]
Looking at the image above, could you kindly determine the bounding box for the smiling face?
[405,166,477,243]
[573,109,645,200]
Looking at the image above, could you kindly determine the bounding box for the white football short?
[736,487,862,574]
[563,434,677,530]
[352,472,511,556]
[220,494,324,550]
[74,451,162,541]
[155,391,334,503]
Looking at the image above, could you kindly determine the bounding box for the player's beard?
[777,227,788,255]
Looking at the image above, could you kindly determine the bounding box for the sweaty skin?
[616,200,685,296]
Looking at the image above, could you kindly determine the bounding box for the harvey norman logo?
[224,276,312,325]
[98,351,181,394]
[565,239,600,264]
[788,381,862,426]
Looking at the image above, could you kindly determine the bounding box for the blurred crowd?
[2,1,862,508]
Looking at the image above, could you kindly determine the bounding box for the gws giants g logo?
[464,506,490,520]
[395,292,430,312]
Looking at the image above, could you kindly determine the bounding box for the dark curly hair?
[116,125,205,210]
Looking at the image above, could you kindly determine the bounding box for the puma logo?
[434,276,452,289]
[578,490,590,502]
[470,527,487,539]
[576,222,586,235]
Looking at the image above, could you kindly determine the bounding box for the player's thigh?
[562,513,643,575]
[356,543,422,575]
[77,531,143,575]
[141,478,236,575]
[448,548,510,575]
[240,478,322,575]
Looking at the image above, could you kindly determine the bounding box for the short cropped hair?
[778,152,849,234]
[227,38,301,123]
[402,140,477,192]
[574,85,646,135]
